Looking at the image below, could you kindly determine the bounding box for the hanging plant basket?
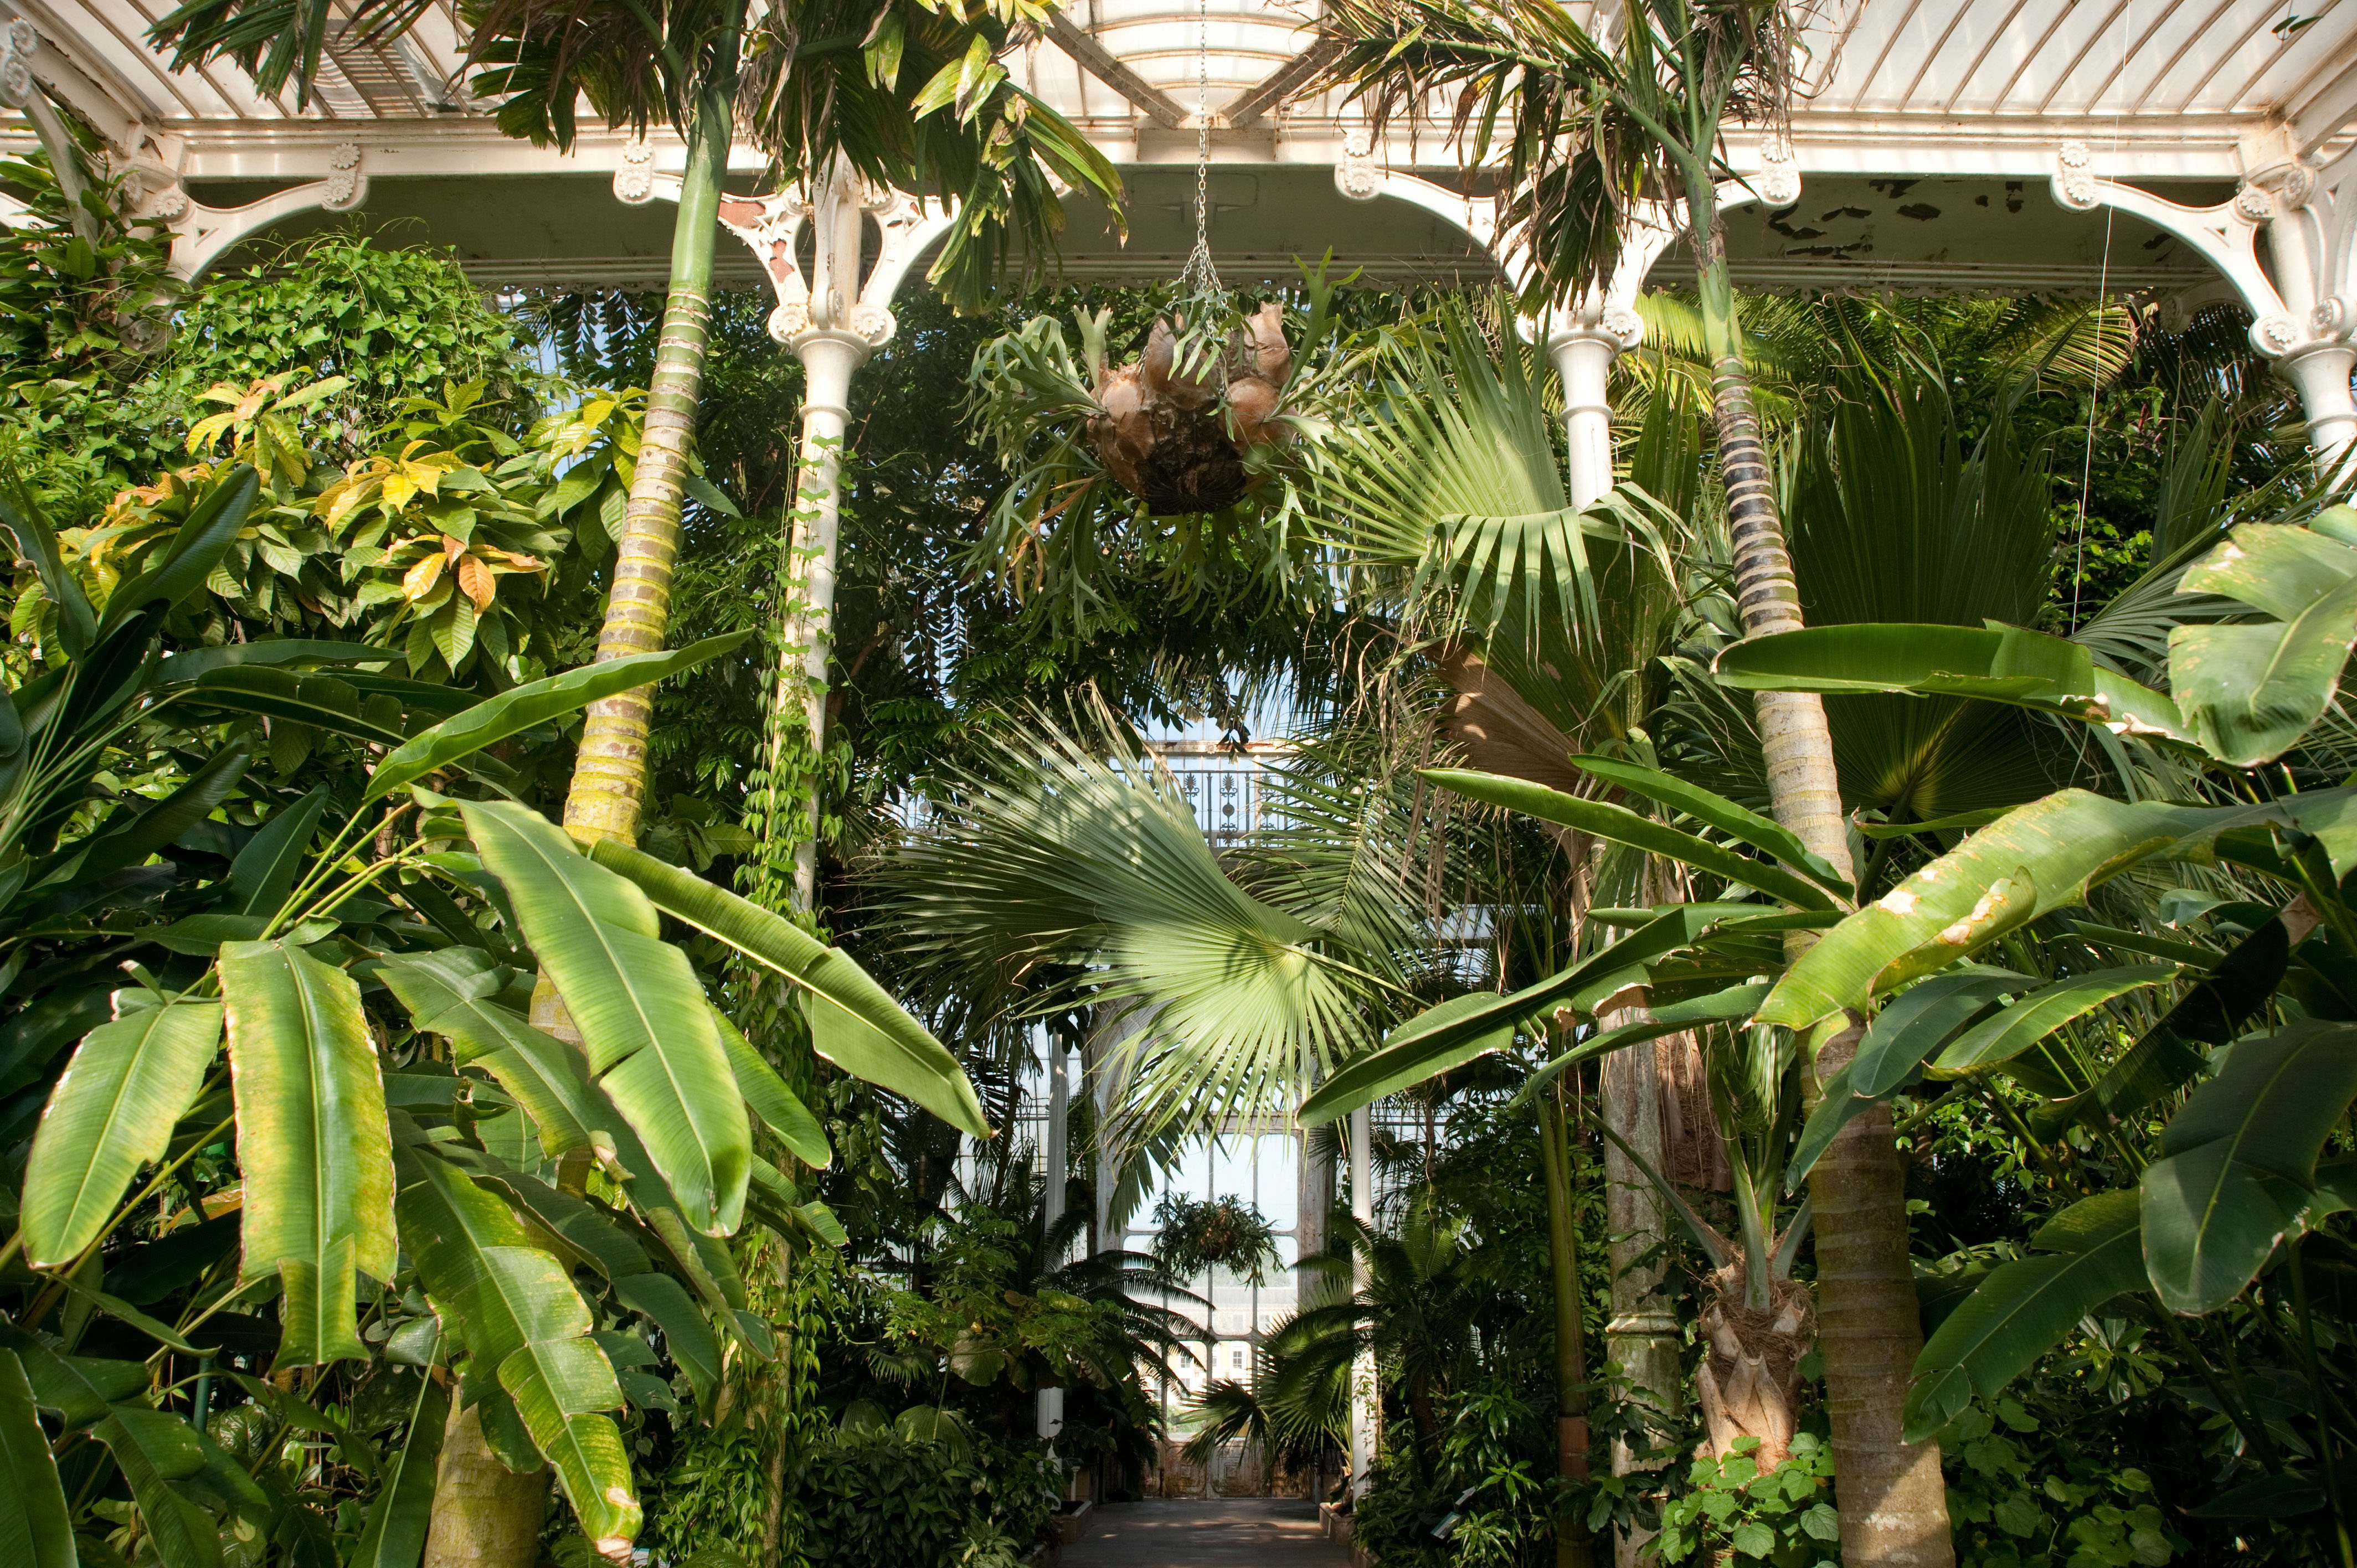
[1088,302,1294,515]
[1151,1192,1282,1285]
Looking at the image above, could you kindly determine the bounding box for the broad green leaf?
[711,1006,828,1168]
[2169,509,2357,766]
[348,1370,447,1568]
[2140,1020,2357,1313]
[0,474,94,658]
[475,1172,651,1281]
[0,1323,145,1427]
[220,940,396,1365]
[229,787,330,918]
[101,466,261,633]
[1903,1190,2144,1441]
[1759,786,2357,1029]
[1421,768,1841,911]
[1850,972,2026,1097]
[1518,983,1773,1102]
[1299,906,1721,1124]
[22,999,222,1266]
[53,747,250,886]
[586,838,986,1137]
[1569,754,1849,895]
[369,632,748,801]
[379,950,596,1159]
[192,668,409,747]
[1715,621,2192,746]
[93,1407,216,1568]
[0,1348,74,1568]
[1930,966,2178,1076]
[611,1273,720,1407]
[462,801,748,1235]
[393,1144,636,1550]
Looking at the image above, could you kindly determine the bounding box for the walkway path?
[1060,1499,1352,1567]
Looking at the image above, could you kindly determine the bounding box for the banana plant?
[1716,500,2357,774]
[0,555,987,1566]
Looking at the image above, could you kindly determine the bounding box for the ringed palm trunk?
[430,49,740,1568]
[1536,1075,1596,1568]
[1683,165,1955,1568]
[560,66,737,849]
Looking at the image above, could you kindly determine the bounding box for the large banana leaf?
[1713,622,2191,746]
[1569,754,1849,895]
[1903,1190,2144,1441]
[711,1006,828,1168]
[461,802,748,1235]
[2169,508,2357,766]
[0,1348,74,1568]
[1299,906,1721,1124]
[1421,768,1842,912]
[369,632,747,801]
[1928,965,2177,1076]
[1759,786,2357,1029]
[220,940,397,1365]
[2140,1019,2357,1313]
[393,1144,636,1549]
[20,997,223,1266]
[229,786,330,918]
[379,948,596,1160]
[1848,971,2025,1097]
[587,839,985,1137]
[94,1406,218,1568]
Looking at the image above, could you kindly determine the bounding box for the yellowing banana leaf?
[586,838,986,1137]
[1759,786,2357,1029]
[2170,509,2357,766]
[462,802,748,1236]
[21,998,222,1266]
[394,1143,636,1550]
[1714,622,2192,746]
[220,940,395,1366]
[710,1006,828,1169]
[368,632,747,802]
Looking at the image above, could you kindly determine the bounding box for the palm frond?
[872,710,1388,1154]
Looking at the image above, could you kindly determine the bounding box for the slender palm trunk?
[1684,166,1954,1568]
[421,1402,549,1568]
[1537,1077,1596,1568]
[560,63,737,848]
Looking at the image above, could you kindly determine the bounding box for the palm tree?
[151,0,1121,849]
[1309,7,1953,1558]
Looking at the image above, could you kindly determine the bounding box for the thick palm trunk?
[421,1402,549,1568]
[1685,172,1954,1568]
[560,74,734,848]
[1537,1079,1596,1568]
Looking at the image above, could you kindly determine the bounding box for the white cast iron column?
[1347,1105,1375,1495]
[1546,301,1646,510]
[714,163,951,910]
[1039,1035,1069,1442]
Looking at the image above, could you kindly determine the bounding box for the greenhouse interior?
[1,1,2355,1566]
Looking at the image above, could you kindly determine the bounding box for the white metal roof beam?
[2294,56,2357,156]
[1219,32,1339,128]
[1044,10,1186,130]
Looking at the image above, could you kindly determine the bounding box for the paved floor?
[1061,1500,1351,1567]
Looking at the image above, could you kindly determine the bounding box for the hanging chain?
[1179,0,1222,298]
